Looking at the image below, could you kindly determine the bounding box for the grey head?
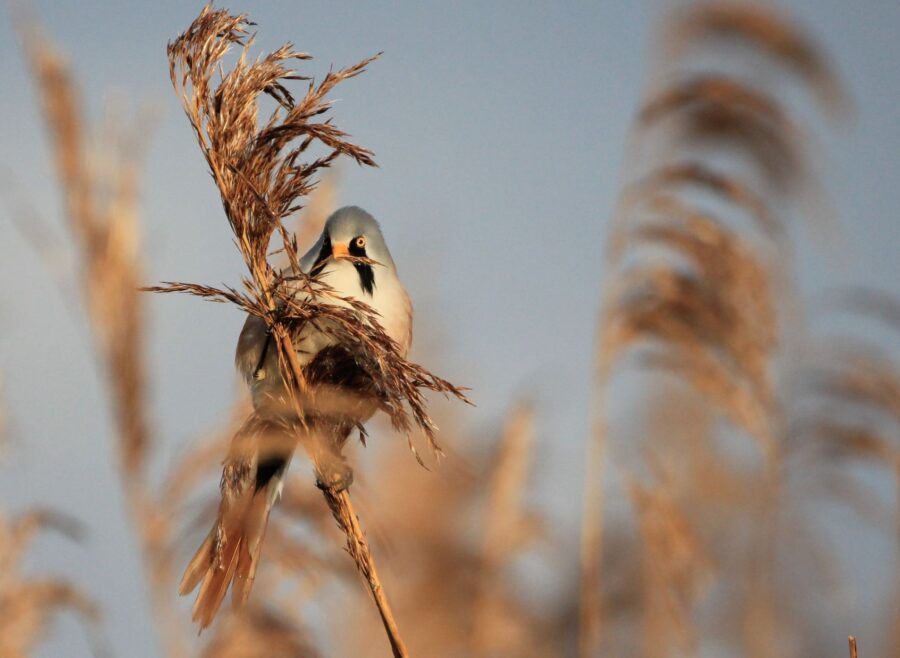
[300,206,396,295]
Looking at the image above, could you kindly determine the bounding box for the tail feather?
[178,530,214,596]
[180,415,295,630]
[179,481,278,630]
[232,490,271,608]
[192,529,242,628]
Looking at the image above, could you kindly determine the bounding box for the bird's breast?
[317,259,413,354]
[236,258,412,415]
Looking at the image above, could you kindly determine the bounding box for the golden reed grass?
[3,2,898,657]
[16,17,192,658]
[15,9,343,657]
[147,5,468,655]
[335,404,554,658]
[0,510,99,658]
[577,3,897,658]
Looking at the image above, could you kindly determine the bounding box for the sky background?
[0,1,898,657]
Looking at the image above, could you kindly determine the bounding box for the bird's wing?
[235,314,270,385]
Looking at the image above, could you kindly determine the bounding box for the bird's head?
[301,206,396,295]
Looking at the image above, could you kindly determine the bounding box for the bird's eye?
[354,236,367,249]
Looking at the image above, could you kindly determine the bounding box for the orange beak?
[331,243,350,258]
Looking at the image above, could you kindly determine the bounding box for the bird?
[178,206,413,629]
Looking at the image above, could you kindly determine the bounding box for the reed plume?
[18,19,191,658]
[579,3,846,656]
[4,2,897,657]
[472,403,547,658]
[784,287,900,657]
[151,5,468,654]
[0,509,99,658]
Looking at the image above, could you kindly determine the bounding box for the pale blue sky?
[0,2,898,657]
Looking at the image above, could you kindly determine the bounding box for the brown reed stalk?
[786,312,900,525]
[332,411,553,658]
[0,509,100,658]
[156,6,467,655]
[323,489,408,656]
[848,635,858,658]
[472,403,537,657]
[18,21,190,658]
[579,3,845,656]
[22,26,149,475]
[627,481,688,657]
[785,293,900,658]
[160,182,358,654]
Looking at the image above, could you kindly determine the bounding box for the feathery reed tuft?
[579,2,846,656]
[19,19,192,658]
[0,509,99,658]
[152,5,468,654]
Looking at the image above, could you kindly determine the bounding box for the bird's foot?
[315,460,354,493]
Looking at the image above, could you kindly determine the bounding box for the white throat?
[315,257,412,355]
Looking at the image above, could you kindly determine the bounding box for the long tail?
[179,420,291,630]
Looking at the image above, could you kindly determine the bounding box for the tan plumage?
[178,414,293,628]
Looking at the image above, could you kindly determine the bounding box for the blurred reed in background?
[1,2,896,657]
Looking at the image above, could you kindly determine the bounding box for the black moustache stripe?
[354,262,375,296]
[349,238,375,295]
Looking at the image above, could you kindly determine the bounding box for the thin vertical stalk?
[273,321,409,657]
[20,24,188,658]
[323,489,409,658]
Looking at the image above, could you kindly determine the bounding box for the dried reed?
[334,405,553,658]
[786,291,900,658]
[0,509,99,658]
[152,6,467,654]
[18,20,190,658]
[472,403,541,657]
[5,2,897,657]
[199,604,319,658]
[579,3,846,656]
[667,2,849,115]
